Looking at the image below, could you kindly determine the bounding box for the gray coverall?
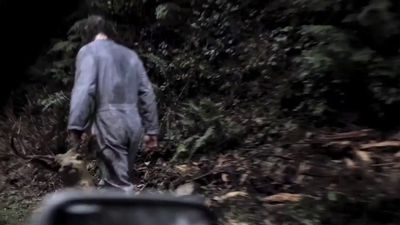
[67,39,159,192]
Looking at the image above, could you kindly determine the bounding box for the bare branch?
[10,136,58,171]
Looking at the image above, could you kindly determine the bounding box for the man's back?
[85,39,140,108]
[68,39,158,135]
[67,15,159,192]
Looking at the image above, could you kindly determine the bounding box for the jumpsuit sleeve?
[137,59,159,135]
[67,46,98,132]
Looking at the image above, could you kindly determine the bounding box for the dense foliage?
[281,0,400,128]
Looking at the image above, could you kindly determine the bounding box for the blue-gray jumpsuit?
[67,39,159,191]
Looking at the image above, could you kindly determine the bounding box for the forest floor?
[2,123,400,225]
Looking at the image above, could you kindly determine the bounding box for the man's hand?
[67,130,83,150]
[144,135,158,152]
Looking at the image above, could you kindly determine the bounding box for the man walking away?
[67,15,159,192]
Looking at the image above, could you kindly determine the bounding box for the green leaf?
[193,126,215,151]
[171,144,189,162]
[48,41,70,53]
[176,144,188,153]
[53,59,74,69]
[328,192,337,201]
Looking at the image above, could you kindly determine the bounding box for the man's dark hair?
[81,15,116,43]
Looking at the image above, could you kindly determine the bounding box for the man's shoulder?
[77,43,95,56]
[113,42,139,58]
[77,40,141,61]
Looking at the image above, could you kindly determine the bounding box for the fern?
[48,41,70,54]
[143,53,169,76]
[190,127,215,157]
[39,91,69,112]
[68,19,87,36]
[173,99,243,161]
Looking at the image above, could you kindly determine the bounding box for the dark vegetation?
[2,0,400,224]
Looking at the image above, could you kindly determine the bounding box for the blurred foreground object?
[29,189,217,225]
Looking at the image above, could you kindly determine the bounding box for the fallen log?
[360,141,400,151]
[317,129,374,142]
[303,129,376,145]
[353,150,372,164]
[10,137,58,171]
[262,193,302,204]
[323,141,352,148]
[213,191,249,203]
